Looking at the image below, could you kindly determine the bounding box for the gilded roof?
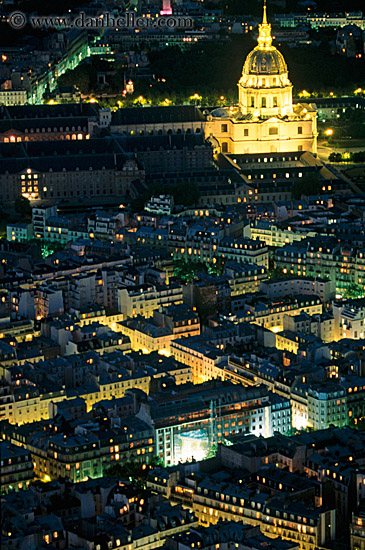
[243,47,287,76]
[242,0,287,76]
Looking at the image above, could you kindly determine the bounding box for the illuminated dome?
[207,1,318,156]
[242,0,288,79]
[237,0,293,118]
[243,48,287,76]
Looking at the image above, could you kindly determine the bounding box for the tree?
[292,174,322,199]
[343,283,364,300]
[207,256,225,277]
[14,195,31,219]
[173,182,201,207]
[352,151,365,163]
[58,63,97,94]
[328,152,342,163]
[174,259,208,282]
[104,455,163,488]
[267,266,287,280]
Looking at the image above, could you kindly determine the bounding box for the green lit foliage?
[207,256,225,277]
[174,257,225,282]
[34,239,65,258]
[174,259,203,282]
[41,244,56,259]
[104,455,163,488]
[343,283,365,300]
[267,266,287,280]
[349,418,365,431]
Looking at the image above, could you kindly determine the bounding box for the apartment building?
[138,381,291,466]
[4,416,153,483]
[307,383,348,430]
[260,277,335,303]
[120,305,200,354]
[0,441,34,494]
[117,283,183,319]
[333,298,365,340]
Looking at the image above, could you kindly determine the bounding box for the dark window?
[221,124,228,133]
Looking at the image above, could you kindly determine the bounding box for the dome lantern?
[242,0,288,77]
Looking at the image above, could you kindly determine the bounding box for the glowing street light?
[325,129,333,136]
[354,88,363,94]
[299,90,311,98]
[190,93,202,106]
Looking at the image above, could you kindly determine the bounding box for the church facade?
[205,2,318,155]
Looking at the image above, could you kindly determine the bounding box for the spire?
[257,0,272,50]
[262,0,267,24]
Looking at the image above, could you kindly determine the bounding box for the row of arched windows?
[3,133,87,143]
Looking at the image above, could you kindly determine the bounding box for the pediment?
[261,116,283,124]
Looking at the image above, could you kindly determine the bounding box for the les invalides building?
[205,1,318,155]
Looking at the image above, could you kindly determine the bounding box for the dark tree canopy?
[292,174,322,200]
[14,196,32,219]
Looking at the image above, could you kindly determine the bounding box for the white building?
[307,384,347,430]
[145,195,174,216]
[117,283,183,319]
[260,277,335,303]
[6,222,33,242]
[32,204,58,239]
[333,299,365,340]
[0,89,28,106]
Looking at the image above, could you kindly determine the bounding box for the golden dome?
[243,48,287,76]
[242,0,287,77]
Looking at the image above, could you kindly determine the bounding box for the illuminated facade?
[137,382,291,466]
[205,2,317,155]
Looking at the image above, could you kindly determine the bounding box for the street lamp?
[299,90,310,98]
[190,93,202,106]
[325,129,333,137]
